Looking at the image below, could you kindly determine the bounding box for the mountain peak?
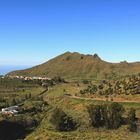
[93,53,100,59]
[62,52,102,62]
[63,52,101,59]
[93,53,98,57]
[8,52,140,80]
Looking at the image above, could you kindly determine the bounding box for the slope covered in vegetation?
[25,82,140,140]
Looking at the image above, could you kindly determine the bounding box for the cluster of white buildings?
[0,76,5,79]
[24,76,51,81]
[2,75,51,81]
[0,106,19,116]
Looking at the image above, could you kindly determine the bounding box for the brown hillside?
[8,52,140,80]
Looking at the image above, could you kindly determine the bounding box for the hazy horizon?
[0,65,33,75]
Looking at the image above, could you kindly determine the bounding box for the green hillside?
[8,52,140,80]
[25,82,140,140]
[1,73,140,140]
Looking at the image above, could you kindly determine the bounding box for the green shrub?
[88,103,124,129]
[88,105,103,127]
[51,108,77,131]
[104,103,124,129]
[128,108,137,132]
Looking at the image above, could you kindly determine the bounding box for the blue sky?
[0,0,140,69]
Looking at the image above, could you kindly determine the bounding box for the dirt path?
[69,95,140,103]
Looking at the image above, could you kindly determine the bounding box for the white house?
[1,106,19,116]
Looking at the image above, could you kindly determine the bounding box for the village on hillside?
[2,75,51,81]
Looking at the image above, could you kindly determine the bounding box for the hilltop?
[8,52,140,80]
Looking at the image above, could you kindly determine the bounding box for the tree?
[51,108,77,131]
[104,103,124,129]
[128,108,137,132]
[53,77,65,83]
[88,103,125,130]
[88,105,103,127]
[89,85,97,94]
[82,80,90,84]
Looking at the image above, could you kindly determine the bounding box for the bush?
[88,105,103,127]
[52,77,65,83]
[51,108,77,131]
[128,108,137,132]
[104,103,124,129]
[82,80,90,84]
[88,103,124,129]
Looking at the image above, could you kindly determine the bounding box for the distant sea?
[0,65,32,75]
